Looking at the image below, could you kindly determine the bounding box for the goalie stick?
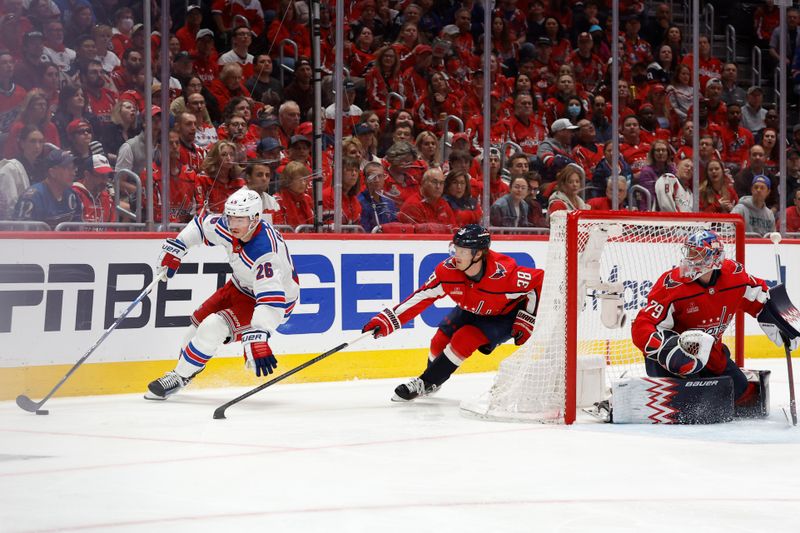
[769,232,797,426]
[16,271,166,415]
[212,329,375,419]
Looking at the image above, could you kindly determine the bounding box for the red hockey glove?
[362,308,401,338]
[242,330,277,377]
[511,309,536,346]
[158,238,187,278]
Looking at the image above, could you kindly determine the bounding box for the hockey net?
[460,211,745,424]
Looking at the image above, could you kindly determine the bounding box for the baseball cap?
[578,32,592,42]
[151,105,162,116]
[551,118,579,133]
[651,83,666,93]
[344,79,356,91]
[256,137,284,152]
[46,149,76,168]
[86,154,113,175]
[174,51,194,62]
[196,28,214,40]
[296,57,311,69]
[259,117,279,128]
[23,31,43,43]
[67,119,91,136]
[452,132,470,144]
[289,134,311,146]
[187,4,201,13]
[752,175,772,189]
[706,77,722,87]
[354,123,373,136]
[441,25,460,36]
[589,24,603,33]
[132,23,144,34]
[793,124,800,133]
[537,36,552,47]
[413,44,433,55]
[747,86,763,95]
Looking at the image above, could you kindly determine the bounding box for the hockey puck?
[35,410,49,415]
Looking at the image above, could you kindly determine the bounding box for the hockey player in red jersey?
[632,229,798,406]
[362,224,544,401]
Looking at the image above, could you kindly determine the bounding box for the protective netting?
[460,211,740,423]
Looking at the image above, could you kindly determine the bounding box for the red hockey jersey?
[392,250,544,323]
[632,259,769,374]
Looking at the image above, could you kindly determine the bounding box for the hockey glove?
[362,308,401,338]
[511,309,536,345]
[759,321,800,352]
[242,330,278,377]
[678,330,715,371]
[158,238,187,278]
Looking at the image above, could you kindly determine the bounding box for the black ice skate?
[583,399,613,423]
[144,371,193,400]
[392,378,440,402]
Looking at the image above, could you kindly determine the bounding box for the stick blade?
[16,395,41,413]
[213,406,228,420]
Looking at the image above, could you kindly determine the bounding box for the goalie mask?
[224,188,263,238]
[680,230,724,281]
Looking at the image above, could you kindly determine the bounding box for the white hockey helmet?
[680,229,724,281]
[224,188,262,234]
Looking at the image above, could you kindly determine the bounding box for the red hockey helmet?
[680,229,724,280]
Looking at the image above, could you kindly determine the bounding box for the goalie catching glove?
[511,309,535,345]
[158,238,187,278]
[647,329,714,376]
[242,329,278,377]
[757,284,800,352]
[362,308,401,338]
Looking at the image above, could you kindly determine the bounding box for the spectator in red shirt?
[267,0,311,67]
[150,130,199,223]
[176,4,203,52]
[398,167,456,229]
[81,60,117,125]
[194,140,245,214]
[110,7,134,58]
[192,29,220,84]
[72,154,116,223]
[323,157,362,225]
[504,92,547,155]
[786,189,800,232]
[275,160,314,228]
[383,140,427,209]
[700,159,737,213]
[680,34,721,91]
[208,63,248,116]
[619,115,651,178]
[572,118,604,179]
[587,175,630,211]
[365,45,402,118]
[720,102,755,176]
[175,112,207,172]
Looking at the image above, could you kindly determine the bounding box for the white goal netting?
[461,211,742,423]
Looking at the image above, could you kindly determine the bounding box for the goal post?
[461,210,746,424]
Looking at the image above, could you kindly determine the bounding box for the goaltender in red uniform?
[363,224,544,401]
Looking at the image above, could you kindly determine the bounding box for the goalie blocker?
[608,370,770,424]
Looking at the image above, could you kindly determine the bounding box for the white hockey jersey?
[177,213,299,332]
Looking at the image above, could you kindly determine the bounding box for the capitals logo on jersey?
[489,263,507,279]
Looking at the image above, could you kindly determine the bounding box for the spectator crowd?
[1,0,800,235]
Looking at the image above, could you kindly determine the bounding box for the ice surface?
[1,359,799,533]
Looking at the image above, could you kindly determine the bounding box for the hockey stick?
[769,232,797,426]
[213,329,375,419]
[16,271,166,415]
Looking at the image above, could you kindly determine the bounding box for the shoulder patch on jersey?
[732,261,744,274]
[489,262,507,279]
[443,258,458,269]
[663,273,684,289]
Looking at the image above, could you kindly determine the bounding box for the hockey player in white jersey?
[145,188,299,400]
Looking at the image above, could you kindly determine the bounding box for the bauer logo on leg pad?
[611,376,734,424]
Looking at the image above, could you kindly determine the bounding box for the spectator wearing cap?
[786,188,800,233]
[14,149,82,227]
[208,63,247,115]
[322,156,363,225]
[742,86,767,135]
[323,80,362,141]
[177,5,204,53]
[530,38,557,94]
[701,77,727,126]
[171,52,196,87]
[399,43,433,106]
[679,34,721,92]
[246,54,283,105]
[732,175,776,235]
[719,102,755,175]
[720,63,745,107]
[72,154,116,223]
[359,160,398,232]
[110,49,144,94]
[80,60,117,125]
[0,125,45,220]
[194,140,245,213]
[537,118,579,180]
[567,31,606,91]
[266,0,311,70]
[42,19,76,76]
[285,133,312,168]
[646,44,675,87]
[504,93,547,155]
[64,118,106,168]
[383,141,427,209]
[274,160,314,227]
[256,137,285,189]
[571,119,603,181]
[284,58,315,121]
[355,121,381,165]
[4,90,60,159]
[14,31,47,90]
[621,15,652,66]
[219,25,255,79]
[0,50,27,138]
[619,115,651,179]
[192,29,220,85]
[212,0,265,41]
[365,45,402,119]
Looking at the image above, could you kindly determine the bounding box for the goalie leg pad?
[734,369,771,419]
[175,313,229,378]
[611,375,734,424]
